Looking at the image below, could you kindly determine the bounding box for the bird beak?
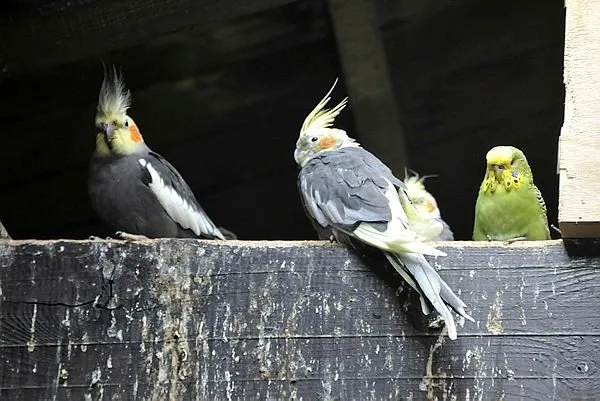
[102,123,115,142]
[490,164,507,180]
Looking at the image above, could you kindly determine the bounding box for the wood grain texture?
[0,0,299,78]
[1,239,599,400]
[559,0,600,238]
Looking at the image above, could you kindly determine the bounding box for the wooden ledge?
[0,239,599,400]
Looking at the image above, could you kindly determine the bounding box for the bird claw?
[328,235,337,244]
[428,315,446,329]
[504,236,527,245]
[89,235,121,241]
[551,224,562,236]
[89,235,108,241]
[115,231,152,242]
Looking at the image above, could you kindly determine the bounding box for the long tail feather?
[384,253,432,315]
[386,252,473,340]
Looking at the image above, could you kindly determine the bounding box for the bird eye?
[311,137,318,142]
[124,120,129,127]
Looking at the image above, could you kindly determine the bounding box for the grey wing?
[298,148,397,232]
[299,194,335,240]
[342,147,405,189]
[139,152,225,239]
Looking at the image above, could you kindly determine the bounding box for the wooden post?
[327,0,408,175]
[559,0,600,238]
[1,239,599,400]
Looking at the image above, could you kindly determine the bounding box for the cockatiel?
[403,172,454,241]
[473,146,550,241]
[88,66,231,240]
[294,80,474,340]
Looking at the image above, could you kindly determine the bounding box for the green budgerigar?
[473,146,550,241]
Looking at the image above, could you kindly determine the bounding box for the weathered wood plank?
[1,240,599,400]
[0,0,300,79]
[559,0,600,238]
[327,0,408,176]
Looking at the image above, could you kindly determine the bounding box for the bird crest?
[300,78,348,137]
[97,65,132,118]
[403,170,438,192]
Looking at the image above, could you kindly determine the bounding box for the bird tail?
[217,226,237,240]
[384,252,474,340]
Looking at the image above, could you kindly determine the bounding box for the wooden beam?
[559,0,600,238]
[0,0,298,79]
[327,0,408,176]
[1,239,599,400]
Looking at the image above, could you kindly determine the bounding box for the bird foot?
[88,235,114,241]
[503,236,528,245]
[115,231,152,243]
[328,235,337,244]
[428,315,446,329]
[550,224,562,236]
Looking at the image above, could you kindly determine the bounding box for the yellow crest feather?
[300,78,348,136]
[403,170,438,193]
[97,65,131,118]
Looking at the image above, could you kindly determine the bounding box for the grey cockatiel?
[403,172,454,241]
[294,80,473,340]
[88,66,233,240]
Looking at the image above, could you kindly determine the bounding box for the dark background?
[0,0,565,240]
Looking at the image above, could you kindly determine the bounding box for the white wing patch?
[139,159,225,239]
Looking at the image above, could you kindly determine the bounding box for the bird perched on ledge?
[294,80,474,340]
[403,172,454,241]
[88,66,232,240]
[473,145,550,241]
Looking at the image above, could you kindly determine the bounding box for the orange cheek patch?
[424,201,437,214]
[129,125,143,143]
[317,136,337,151]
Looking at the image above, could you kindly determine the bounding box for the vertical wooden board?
[1,240,600,400]
[327,0,408,176]
[559,0,600,238]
